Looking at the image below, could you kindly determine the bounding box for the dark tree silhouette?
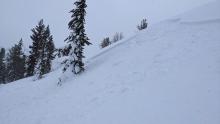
[6,39,26,82]
[0,48,6,84]
[100,37,111,48]
[62,0,91,75]
[137,19,148,30]
[27,20,55,79]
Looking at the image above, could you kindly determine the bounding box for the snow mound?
[0,1,220,124]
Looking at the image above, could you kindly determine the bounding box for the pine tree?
[62,0,91,75]
[27,19,46,77]
[35,26,55,79]
[44,26,55,74]
[6,39,26,82]
[34,40,46,79]
[27,20,55,79]
[0,48,6,84]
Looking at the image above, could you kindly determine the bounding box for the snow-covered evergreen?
[62,0,91,77]
[27,20,55,79]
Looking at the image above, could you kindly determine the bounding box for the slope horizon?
[0,0,215,49]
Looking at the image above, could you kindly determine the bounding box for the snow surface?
[0,1,220,124]
[174,0,220,23]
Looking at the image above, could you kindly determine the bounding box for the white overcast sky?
[0,0,215,49]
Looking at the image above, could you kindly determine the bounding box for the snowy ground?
[0,1,220,124]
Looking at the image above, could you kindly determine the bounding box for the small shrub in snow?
[100,37,111,48]
[112,32,124,43]
[100,32,124,49]
[137,19,148,30]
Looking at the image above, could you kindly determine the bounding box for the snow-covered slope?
[0,1,220,124]
[174,0,220,23]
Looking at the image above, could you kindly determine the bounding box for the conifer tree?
[27,19,46,77]
[6,39,26,82]
[62,0,91,75]
[0,48,6,84]
[44,26,55,74]
[35,26,55,79]
[27,19,55,79]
